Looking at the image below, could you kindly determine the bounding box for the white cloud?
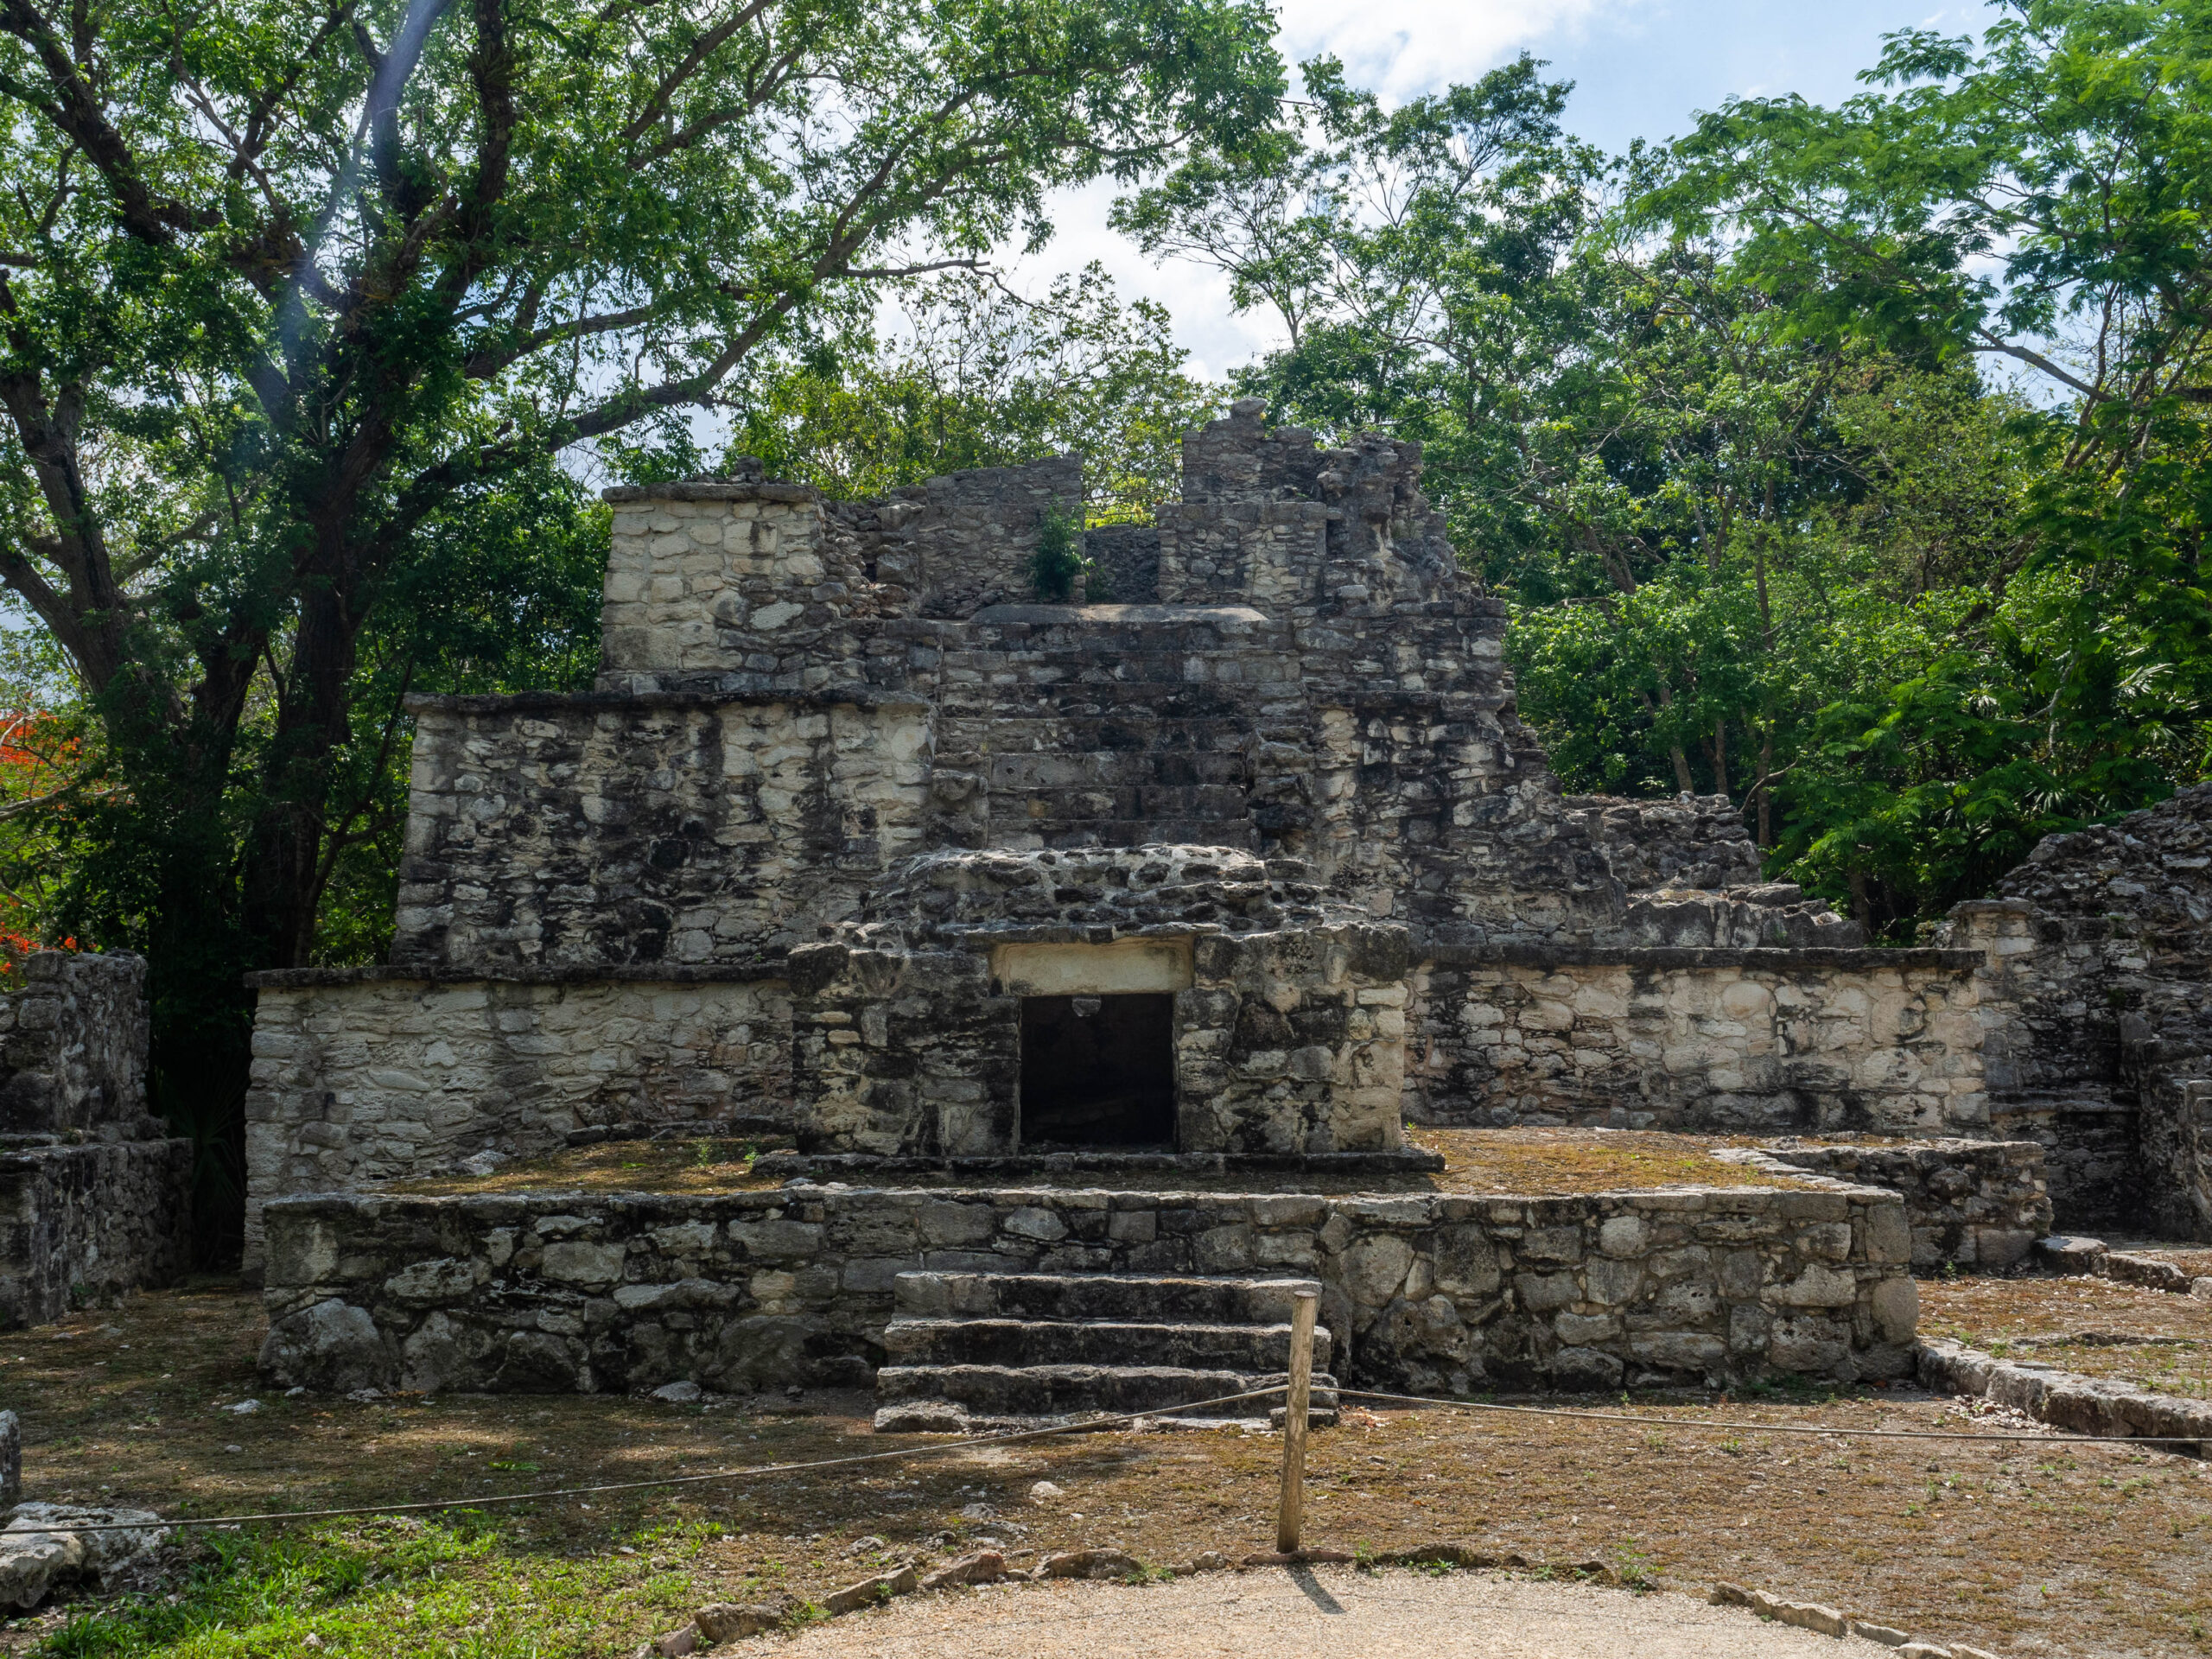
[1275,0,1641,99]
[1011,0,1658,380]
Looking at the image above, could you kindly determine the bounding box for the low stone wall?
[258,1180,1916,1397]
[243,969,792,1266]
[1727,1139,2050,1270]
[1410,947,1989,1135]
[0,1138,192,1326]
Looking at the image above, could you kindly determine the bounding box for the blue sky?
[1035,0,1993,377]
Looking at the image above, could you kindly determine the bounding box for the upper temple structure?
[236,401,2212,1408]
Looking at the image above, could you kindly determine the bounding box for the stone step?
[874,1363,1339,1420]
[893,1271,1323,1326]
[1023,821,1264,851]
[880,1317,1333,1375]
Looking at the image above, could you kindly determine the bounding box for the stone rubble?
[0,1503,168,1611]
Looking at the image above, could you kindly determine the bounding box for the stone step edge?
[870,1401,1340,1434]
[2032,1233,2212,1299]
[882,1317,1335,1340]
[871,1371,1336,1397]
[1915,1336,2212,1452]
[881,1319,1335,1357]
[651,1541,1874,1657]
[875,1363,1338,1387]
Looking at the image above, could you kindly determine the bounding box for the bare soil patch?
[3,1285,2209,1655]
[1923,1273,2212,1400]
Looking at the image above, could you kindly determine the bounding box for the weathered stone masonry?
[242,397,2212,1434]
[0,952,190,1327]
[257,1179,1919,1396]
[246,403,1997,1264]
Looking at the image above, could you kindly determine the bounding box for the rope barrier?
[29,1379,2203,1537]
[34,1385,1290,1534]
[1337,1387,2212,1446]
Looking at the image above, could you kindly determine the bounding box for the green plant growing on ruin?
[1030,504,1090,601]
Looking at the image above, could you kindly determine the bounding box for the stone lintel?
[601,480,819,505]
[988,938,1198,997]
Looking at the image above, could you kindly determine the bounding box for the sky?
[1029,0,1992,378]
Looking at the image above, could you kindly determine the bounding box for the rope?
[31,1379,2204,1537]
[1338,1387,2212,1446]
[29,1386,1290,1535]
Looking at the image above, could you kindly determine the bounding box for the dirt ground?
[772,1566,1904,1658]
[1923,1274,2212,1398]
[3,1281,2211,1656]
[392,1127,1823,1199]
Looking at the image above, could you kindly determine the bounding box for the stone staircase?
[872,1270,1338,1432]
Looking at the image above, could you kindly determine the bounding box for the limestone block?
[1771,1265,1859,1308]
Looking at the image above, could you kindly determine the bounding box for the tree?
[724,264,1218,521]
[1111,36,2108,934]
[0,0,1281,1255]
[1636,0,2212,925]
[1112,52,1601,558]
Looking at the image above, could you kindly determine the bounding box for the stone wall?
[1565,794,1764,893]
[1179,925,1408,1154]
[391,692,931,969]
[1727,1138,2050,1270]
[0,951,188,1325]
[257,1179,1916,1397]
[242,969,791,1264]
[243,931,2010,1257]
[2120,978,2212,1237]
[0,1139,193,1327]
[1409,947,1989,1135]
[0,952,150,1133]
[1932,788,2212,1238]
[1078,525,1160,603]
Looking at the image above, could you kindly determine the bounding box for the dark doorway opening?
[1019,994,1176,1148]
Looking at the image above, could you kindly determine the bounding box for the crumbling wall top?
[1997,781,2212,970]
[1566,792,1765,893]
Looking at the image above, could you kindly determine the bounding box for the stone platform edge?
[245,942,1982,990]
[1916,1335,2212,1452]
[256,1179,1920,1398]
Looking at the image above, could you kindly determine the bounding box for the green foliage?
[1029,503,1088,601]
[1121,6,2212,934]
[0,0,1282,1257]
[727,266,1217,523]
[36,1520,501,1656]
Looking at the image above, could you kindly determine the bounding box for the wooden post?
[1275,1289,1318,1554]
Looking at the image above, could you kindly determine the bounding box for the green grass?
[34,1516,706,1658]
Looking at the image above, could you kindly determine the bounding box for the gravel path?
[772,1567,1900,1656]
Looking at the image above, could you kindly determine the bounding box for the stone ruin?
[241,402,2212,1409]
[0,952,189,1327]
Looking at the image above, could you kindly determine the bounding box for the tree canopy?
[0,0,1281,1254]
[1111,3,2212,938]
[9,0,2212,1256]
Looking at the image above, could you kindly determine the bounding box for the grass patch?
[10,1282,2212,1656]
[394,1127,1828,1201]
